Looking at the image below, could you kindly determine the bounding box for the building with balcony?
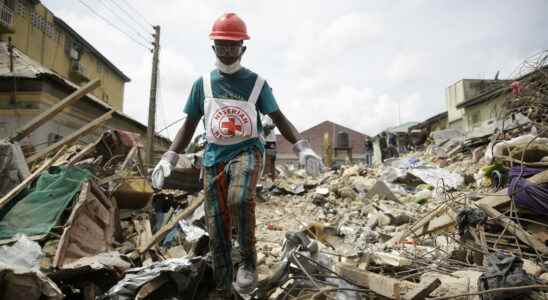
[0,0,129,110]
[0,1,170,165]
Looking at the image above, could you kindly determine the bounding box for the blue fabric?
[508,166,548,215]
[184,68,279,167]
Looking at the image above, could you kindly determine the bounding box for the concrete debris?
[2,80,548,299]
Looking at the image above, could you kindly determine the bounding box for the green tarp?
[0,166,92,240]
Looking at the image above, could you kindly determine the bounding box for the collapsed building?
[0,2,548,299]
[0,51,548,300]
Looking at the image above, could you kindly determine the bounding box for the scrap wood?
[8,79,101,143]
[136,196,205,255]
[336,263,416,299]
[53,180,117,268]
[402,278,441,300]
[527,169,548,185]
[387,191,513,247]
[119,146,138,172]
[371,252,412,267]
[27,110,114,164]
[476,189,510,209]
[477,202,548,255]
[0,145,67,210]
[67,136,102,165]
[385,204,449,247]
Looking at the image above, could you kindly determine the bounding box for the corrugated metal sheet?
[0,42,52,78]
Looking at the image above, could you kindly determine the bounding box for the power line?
[118,0,154,27]
[96,0,153,45]
[95,0,152,45]
[76,0,152,51]
[105,0,153,34]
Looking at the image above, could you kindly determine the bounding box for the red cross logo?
[221,117,241,136]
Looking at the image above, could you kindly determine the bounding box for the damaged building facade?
[0,0,169,161]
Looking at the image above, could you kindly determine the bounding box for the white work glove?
[151,150,179,189]
[293,140,324,177]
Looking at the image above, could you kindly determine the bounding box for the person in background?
[364,137,373,167]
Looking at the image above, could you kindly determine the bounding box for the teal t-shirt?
[184,68,279,167]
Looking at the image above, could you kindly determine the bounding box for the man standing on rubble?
[151,13,323,299]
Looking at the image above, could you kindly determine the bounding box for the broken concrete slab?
[366,180,400,202]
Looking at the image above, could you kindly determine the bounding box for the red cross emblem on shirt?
[221,117,241,136]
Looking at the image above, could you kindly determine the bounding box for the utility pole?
[146,25,160,167]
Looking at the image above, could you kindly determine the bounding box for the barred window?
[31,11,37,27]
[46,22,54,38]
[39,16,46,32]
[15,0,26,16]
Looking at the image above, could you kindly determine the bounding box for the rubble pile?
[251,139,548,299]
[2,128,548,300]
[1,57,548,300]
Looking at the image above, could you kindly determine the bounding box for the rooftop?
[0,42,168,145]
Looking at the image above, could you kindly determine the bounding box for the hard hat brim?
[209,32,250,41]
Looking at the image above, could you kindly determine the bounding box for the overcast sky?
[44,0,548,139]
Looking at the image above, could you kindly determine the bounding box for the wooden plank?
[528,169,548,185]
[67,136,102,165]
[425,213,455,233]
[0,145,67,210]
[403,278,441,300]
[119,146,137,171]
[137,196,205,254]
[392,192,510,244]
[9,79,100,142]
[477,202,548,255]
[132,214,153,249]
[27,110,113,164]
[476,189,510,209]
[385,204,448,247]
[336,263,407,299]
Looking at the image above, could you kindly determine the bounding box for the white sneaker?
[235,264,257,294]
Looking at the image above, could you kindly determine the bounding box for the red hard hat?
[209,13,250,41]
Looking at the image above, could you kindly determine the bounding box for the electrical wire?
[105,0,153,34]
[96,0,153,45]
[118,0,154,27]
[157,116,187,134]
[76,0,152,51]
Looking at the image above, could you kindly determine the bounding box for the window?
[471,111,481,126]
[15,0,26,16]
[30,11,37,26]
[66,36,82,60]
[2,0,15,10]
[30,9,59,40]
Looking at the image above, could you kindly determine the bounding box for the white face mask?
[215,57,242,74]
